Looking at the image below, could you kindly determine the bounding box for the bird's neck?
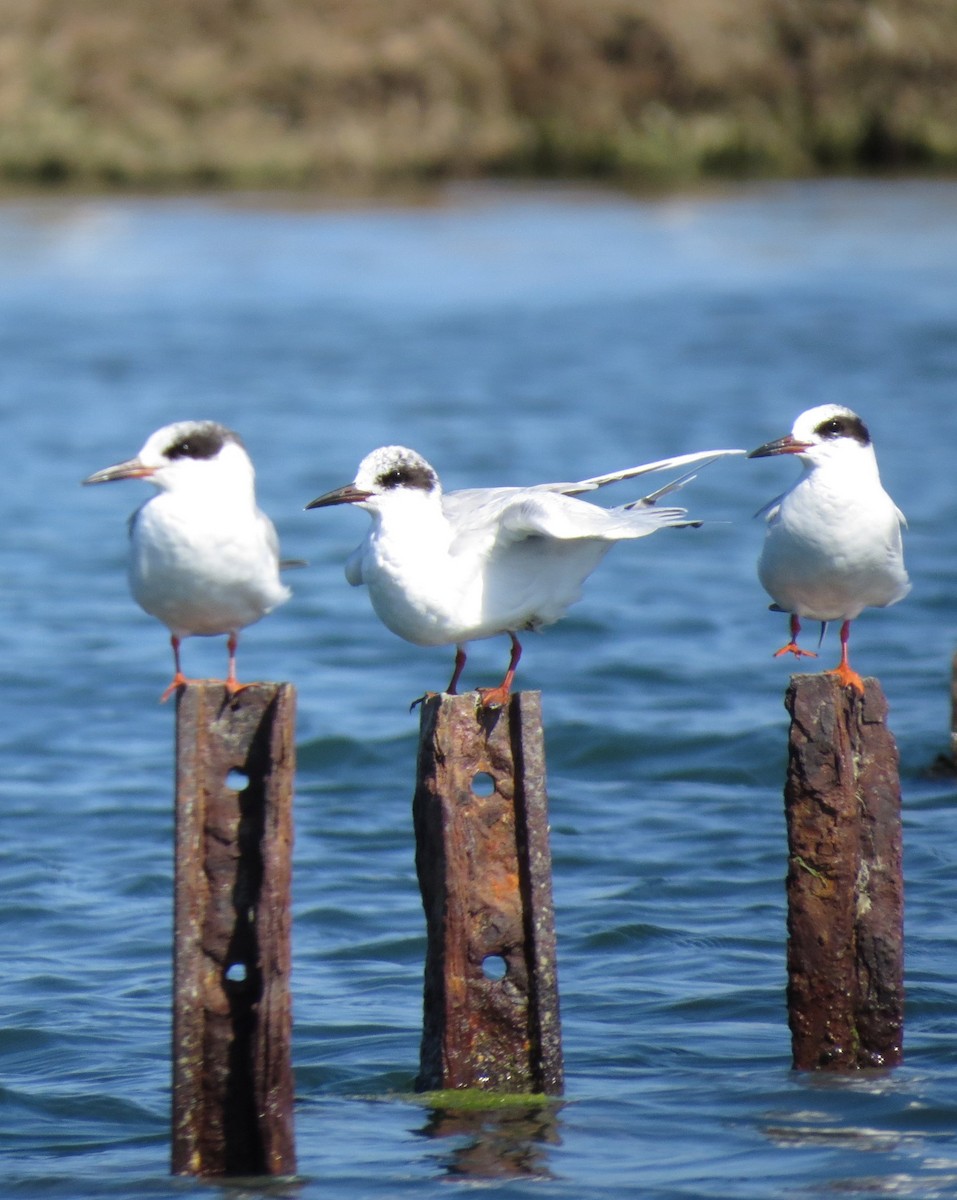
[371,493,452,556]
[158,476,258,514]
[805,447,881,490]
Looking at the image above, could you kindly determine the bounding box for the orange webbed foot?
[773,642,818,660]
[825,663,865,693]
[159,672,192,703]
[475,634,521,710]
[475,684,512,710]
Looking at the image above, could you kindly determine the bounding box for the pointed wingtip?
[624,469,699,509]
[569,448,747,495]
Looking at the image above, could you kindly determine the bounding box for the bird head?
[306,445,441,513]
[83,420,253,495]
[748,404,872,468]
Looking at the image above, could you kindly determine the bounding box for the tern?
[749,403,910,692]
[84,420,292,701]
[307,444,744,707]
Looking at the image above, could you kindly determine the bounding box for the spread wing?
[443,451,734,555]
[444,486,692,558]
[496,492,692,542]
[559,448,745,495]
[447,449,743,513]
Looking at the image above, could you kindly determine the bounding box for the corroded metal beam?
[413,691,563,1095]
[784,674,904,1070]
[172,682,296,1177]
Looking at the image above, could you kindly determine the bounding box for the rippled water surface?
[3,180,957,1199]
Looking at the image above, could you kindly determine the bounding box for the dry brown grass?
[1,0,955,189]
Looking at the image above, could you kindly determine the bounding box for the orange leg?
[825,619,864,693]
[446,646,467,696]
[410,645,469,711]
[224,632,250,696]
[477,633,522,709]
[159,635,192,703]
[773,614,818,660]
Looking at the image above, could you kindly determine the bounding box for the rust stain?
[414,691,563,1095]
[784,675,903,1071]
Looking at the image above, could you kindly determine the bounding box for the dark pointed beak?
[747,435,811,459]
[305,483,374,510]
[82,457,156,485]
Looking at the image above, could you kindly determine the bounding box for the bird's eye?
[163,427,225,460]
[813,413,871,446]
[377,464,435,491]
[165,438,196,459]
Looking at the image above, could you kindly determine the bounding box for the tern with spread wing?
[308,444,744,706]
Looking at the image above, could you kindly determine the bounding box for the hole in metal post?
[482,954,508,981]
[471,772,495,797]
[226,769,249,792]
[225,962,247,983]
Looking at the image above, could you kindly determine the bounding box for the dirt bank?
[2,0,955,190]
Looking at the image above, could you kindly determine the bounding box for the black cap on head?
[163,422,239,461]
[375,461,437,492]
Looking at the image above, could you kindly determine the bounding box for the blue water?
[2,179,957,1199]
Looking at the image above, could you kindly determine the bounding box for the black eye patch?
[164,426,227,460]
[377,464,435,491]
[815,414,870,446]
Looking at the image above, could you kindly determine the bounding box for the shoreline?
[3,0,956,194]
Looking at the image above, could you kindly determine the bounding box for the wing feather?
[492,491,692,544]
[443,448,740,554]
[561,448,745,495]
[754,492,785,522]
[344,544,365,586]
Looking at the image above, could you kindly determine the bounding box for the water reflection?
[417,1100,562,1180]
[214,1179,304,1200]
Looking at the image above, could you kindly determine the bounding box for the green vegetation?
[2,0,956,191]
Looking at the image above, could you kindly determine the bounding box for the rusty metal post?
[783,674,904,1070]
[172,682,296,1177]
[413,691,563,1095]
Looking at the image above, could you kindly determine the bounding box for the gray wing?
[446,487,691,555]
[497,492,692,542]
[258,507,283,564]
[622,466,702,513]
[344,544,365,586]
[754,492,786,522]
[127,499,148,539]
[444,449,741,553]
[447,449,743,510]
[559,448,745,495]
